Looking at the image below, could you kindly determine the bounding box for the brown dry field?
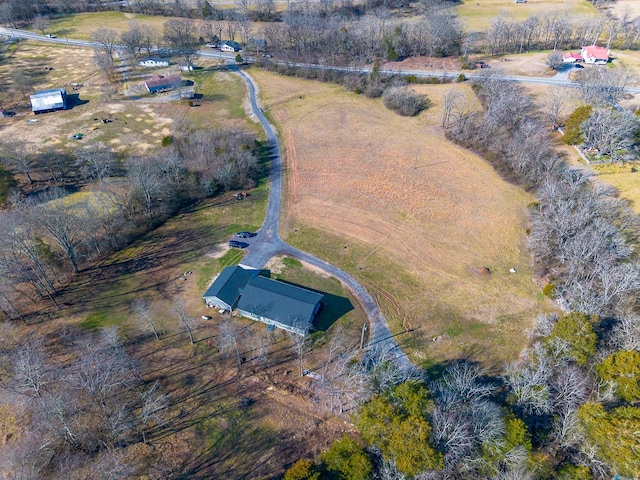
[251,69,556,368]
[603,0,640,21]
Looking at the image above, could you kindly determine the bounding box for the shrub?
[543,312,597,366]
[563,105,593,145]
[161,135,174,147]
[320,435,372,480]
[283,459,320,480]
[382,86,430,116]
[542,283,556,298]
[457,73,466,82]
[596,350,640,402]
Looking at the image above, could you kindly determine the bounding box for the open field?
[457,0,599,32]
[250,69,556,369]
[0,42,256,155]
[48,11,183,40]
[603,0,640,21]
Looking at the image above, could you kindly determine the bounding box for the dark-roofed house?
[30,88,67,114]
[202,265,262,311]
[236,276,324,336]
[144,75,182,94]
[202,266,324,335]
[220,40,241,52]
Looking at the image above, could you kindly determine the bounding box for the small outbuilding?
[30,88,67,114]
[144,75,182,93]
[220,40,241,53]
[138,58,170,67]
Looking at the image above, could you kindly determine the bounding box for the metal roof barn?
[30,88,67,113]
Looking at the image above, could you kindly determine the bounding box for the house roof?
[140,57,167,63]
[30,88,66,111]
[145,75,181,89]
[222,40,241,49]
[202,265,263,308]
[581,45,609,60]
[563,52,582,60]
[236,276,323,330]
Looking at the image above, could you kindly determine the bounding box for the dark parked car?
[229,240,249,249]
[235,231,252,238]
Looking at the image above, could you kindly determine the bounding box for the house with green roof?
[203,266,324,336]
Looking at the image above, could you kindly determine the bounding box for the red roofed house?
[580,45,610,65]
[563,52,583,63]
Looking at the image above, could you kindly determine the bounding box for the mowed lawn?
[250,69,555,368]
[458,0,599,32]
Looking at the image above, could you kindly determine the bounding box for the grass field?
[457,0,599,32]
[592,162,640,216]
[250,69,556,369]
[48,11,177,40]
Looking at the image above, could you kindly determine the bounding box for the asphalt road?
[3,27,640,93]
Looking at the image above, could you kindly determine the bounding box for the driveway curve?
[233,67,410,367]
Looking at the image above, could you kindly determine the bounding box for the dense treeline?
[0,128,260,319]
[284,74,640,479]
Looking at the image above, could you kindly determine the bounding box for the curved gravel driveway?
[232,67,410,366]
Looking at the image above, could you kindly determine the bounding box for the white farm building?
[30,88,67,114]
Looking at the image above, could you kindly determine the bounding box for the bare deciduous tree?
[91,28,119,58]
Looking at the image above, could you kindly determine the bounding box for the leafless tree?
[91,28,119,59]
[28,189,85,273]
[139,380,169,444]
[11,337,49,398]
[218,320,242,365]
[541,88,567,130]
[125,155,166,218]
[94,50,118,84]
[120,21,145,62]
[581,107,638,162]
[164,19,198,68]
[75,141,116,183]
[0,140,37,184]
[173,301,197,344]
[576,67,632,106]
[132,299,160,340]
[288,327,309,377]
[32,14,51,35]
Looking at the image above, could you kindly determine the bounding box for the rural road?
[232,66,411,366]
[3,27,640,93]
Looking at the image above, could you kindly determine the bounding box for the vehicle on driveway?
[235,231,252,238]
[229,240,249,249]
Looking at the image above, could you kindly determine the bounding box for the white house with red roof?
[580,45,610,65]
[563,52,583,63]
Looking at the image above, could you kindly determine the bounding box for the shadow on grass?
[65,93,89,109]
